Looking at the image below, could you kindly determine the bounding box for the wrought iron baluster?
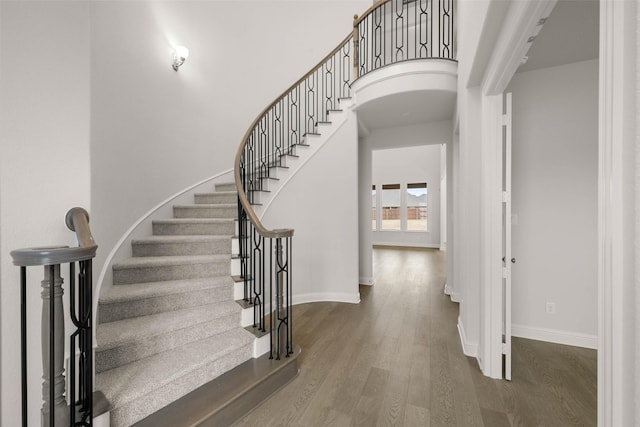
[20,267,27,427]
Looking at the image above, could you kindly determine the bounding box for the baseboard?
[450,291,461,303]
[359,276,374,286]
[457,317,478,357]
[444,282,451,295]
[443,283,460,302]
[511,324,597,349]
[371,242,440,249]
[293,292,361,305]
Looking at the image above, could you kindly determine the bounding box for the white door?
[502,92,513,380]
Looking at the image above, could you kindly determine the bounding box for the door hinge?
[502,267,510,279]
[502,342,508,354]
[502,191,510,203]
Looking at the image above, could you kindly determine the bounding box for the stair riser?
[107,342,253,426]
[131,239,231,257]
[174,206,237,219]
[195,193,237,204]
[152,221,235,236]
[96,312,240,373]
[215,183,236,192]
[98,285,233,324]
[113,260,229,285]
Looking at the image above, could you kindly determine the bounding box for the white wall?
[0,2,91,425]
[358,136,374,285]
[440,144,447,250]
[89,0,370,297]
[261,112,360,304]
[508,60,598,346]
[371,145,442,248]
[455,85,483,360]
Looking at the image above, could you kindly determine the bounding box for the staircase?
[95,183,256,426]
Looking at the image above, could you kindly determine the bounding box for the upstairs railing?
[11,208,105,427]
[234,0,456,359]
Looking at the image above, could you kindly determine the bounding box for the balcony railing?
[234,0,456,358]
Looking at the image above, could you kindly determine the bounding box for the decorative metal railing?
[353,0,456,76]
[11,208,104,427]
[234,0,456,359]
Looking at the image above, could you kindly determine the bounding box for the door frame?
[477,0,636,424]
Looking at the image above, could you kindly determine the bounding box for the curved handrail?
[234,32,355,239]
[234,0,456,237]
[11,207,97,266]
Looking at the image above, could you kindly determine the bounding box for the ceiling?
[356,89,456,132]
[518,0,599,73]
[355,0,599,132]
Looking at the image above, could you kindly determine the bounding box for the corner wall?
[0,2,91,425]
[508,60,599,347]
[261,111,360,304]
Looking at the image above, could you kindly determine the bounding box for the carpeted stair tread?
[214,182,236,192]
[152,218,236,236]
[153,218,234,224]
[112,255,230,285]
[101,276,233,304]
[113,254,229,269]
[194,192,237,204]
[173,204,237,219]
[133,235,232,244]
[98,277,234,324]
[131,235,232,257]
[97,300,240,351]
[97,328,254,425]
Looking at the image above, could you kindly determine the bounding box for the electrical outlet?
[546,302,556,314]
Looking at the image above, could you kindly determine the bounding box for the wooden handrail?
[234,33,355,239]
[353,0,391,27]
[66,207,97,249]
[235,0,455,237]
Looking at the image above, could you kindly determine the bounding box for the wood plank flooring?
[233,247,597,426]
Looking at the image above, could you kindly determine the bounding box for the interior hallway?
[233,247,596,426]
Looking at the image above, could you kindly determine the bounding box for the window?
[371,185,377,231]
[406,182,427,231]
[381,184,401,230]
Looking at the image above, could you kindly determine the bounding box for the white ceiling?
[518,0,599,73]
[355,89,456,132]
[354,0,599,132]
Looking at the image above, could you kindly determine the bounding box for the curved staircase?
[95,183,255,426]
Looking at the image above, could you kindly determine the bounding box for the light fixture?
[172,46,189,71]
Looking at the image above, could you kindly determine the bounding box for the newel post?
[41,264,68,427]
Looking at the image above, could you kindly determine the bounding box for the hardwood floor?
[233,247,597,426]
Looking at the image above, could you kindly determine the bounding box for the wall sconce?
[172,46,189,71]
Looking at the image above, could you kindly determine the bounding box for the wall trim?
[359,277,374,286]
[450,291,461,303]
[293,292,361,306]
[457,316,478,358]
[512,324,598,350]
[444,282,461,303]
[598,1,637,424]
[371,242,440,249]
